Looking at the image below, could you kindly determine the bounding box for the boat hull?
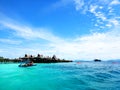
[18,64,36,67]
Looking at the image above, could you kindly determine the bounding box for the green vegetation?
[0,56,19,63]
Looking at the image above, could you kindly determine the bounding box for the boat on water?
[18,58,36,67]
[18,64,36,67]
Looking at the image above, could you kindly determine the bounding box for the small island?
[0,54,72,63]
[94,59,101,62]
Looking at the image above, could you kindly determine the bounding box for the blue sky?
[0,0,120,60]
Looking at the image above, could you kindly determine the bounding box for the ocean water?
[0,62,120,90]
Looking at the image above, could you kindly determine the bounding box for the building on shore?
[19,54,72,63]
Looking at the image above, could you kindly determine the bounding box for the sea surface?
[0,62,120,90]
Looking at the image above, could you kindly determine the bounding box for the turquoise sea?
[0,62,120,90]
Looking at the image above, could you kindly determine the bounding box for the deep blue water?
[0,62,120,90]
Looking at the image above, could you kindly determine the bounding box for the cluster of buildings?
[19,54,72,63]
[21,54,57,60]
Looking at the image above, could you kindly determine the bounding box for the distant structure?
[0,54,72,63]
[52,55,57,60]
[94,59,101,62]
[37,54,43,58]
[19,54,72,63]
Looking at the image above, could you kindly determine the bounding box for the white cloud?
[89,5,107,21]
[99,6,103,9]
[110,0,120,5]
[0,20,63,43]
[74,0,84,10]
[71,30,120,60]
[49,0,74,11]
[106,24,112,27]
[1,0,120,61]
[0,38,21,44]
[89,5,98,13]
[0,49,4,53]
[1,18,120,60]
[73,0,120,31]
[108,19,120,26]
